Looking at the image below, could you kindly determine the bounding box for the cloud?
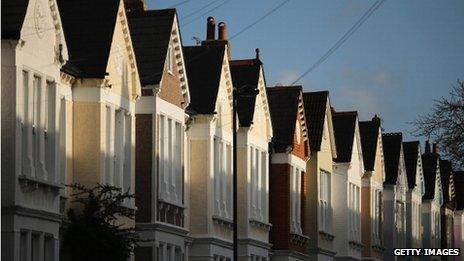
[274,70,301,86]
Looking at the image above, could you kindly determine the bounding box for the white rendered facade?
[1,0,70,260]
[406,148,425,249]
[333,121,364,261]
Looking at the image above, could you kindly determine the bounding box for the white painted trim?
[135,96,155,114]
[271,153,306,170]
[72,87,135,112]
[156,97,185,123]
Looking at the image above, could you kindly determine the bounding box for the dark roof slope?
[2,0,28,39]
[455,171,464,210]
[58,0,120,78]
[302,91,328,151]
[183,45,225,114]
[422,151,440,200]
[382,133,403,185]
[332,111,358,163]
[229,59,262,127]
[359,116,381,171]
[267,86,302,151]
[127,9,176,86]
[403,141,420,189]
[440,159,454,205]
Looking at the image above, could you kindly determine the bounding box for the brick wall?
[270,163,291,250]
[135,114,153,223]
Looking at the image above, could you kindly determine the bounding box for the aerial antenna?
[192,37,201,46]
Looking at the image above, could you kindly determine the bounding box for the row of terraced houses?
[1,0,463,260]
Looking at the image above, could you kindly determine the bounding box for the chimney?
[372,114,381,127]
[124,0,147,12]
[206,17,216,40]
[425,140,431,154]
[433,143,439,154]
[255,48,260,60]
[218,22,227,40]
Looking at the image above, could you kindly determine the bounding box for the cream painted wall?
[305,106,336,255]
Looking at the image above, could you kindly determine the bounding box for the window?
[22,71,30,176]
[372,189,382,245]
[348,182,360,241]
[32,76,41,178]
[214,137,232,218]
[319,170,331,233]
[249,147,268,222]
[159,114,184,206]
[59,98,66,184]
[44,235,54,261]
[105,106,114,185]
[396,201,405,246]
[20,231,27,261]
[290,166,302,234]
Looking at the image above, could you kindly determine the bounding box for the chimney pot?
[206,17,216,40]
[372,114,381,127]
[218,22,227,40]
[255,48,260,60]
[425,140,431,154]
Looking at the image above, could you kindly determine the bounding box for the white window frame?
[319,170,331,233]
[213,137,232,219]
[290,166,302,234]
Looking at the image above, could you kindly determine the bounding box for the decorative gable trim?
[257,67,272,138]
[325,99,337,159]
[377,128,386,182]
[45,0,69,65]
[434,159,444,206]
[170,14,190,105]
[118,0,141,100]
[353,120,365,173]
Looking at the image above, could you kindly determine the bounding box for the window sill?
[18,175,63,192]
[212,215,233,229]
[349,240,364,250]
[158,199,186,209]
[249,219,272,230]
[290,232,310,246]
[372,244,386,252]
[318,230,335,241]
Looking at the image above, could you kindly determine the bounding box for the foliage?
[413,80,464,168]
[61,184,139,261]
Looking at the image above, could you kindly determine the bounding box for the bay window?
[372,189,382,245]
[348,182,361,242]
[290,166,302,234]
[158,114,184,206]
[20,70,57,182]
[319,170,331,233]
[213,137,232,219]
[249,146,268,222]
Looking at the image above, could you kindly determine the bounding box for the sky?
[149,0,464,141]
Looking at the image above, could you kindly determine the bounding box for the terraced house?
[302,91,338,261]
[2,0,70,259]
[267,85,311,261]
[421,142,443,257]
[127,4,192,260]
[454,171,464,255]
[332,111,364,261]
[403,141,425,250]
[381,133,408,260]
[230,51,273,260]
[2,0,142,260]
[183,19,235,260]
[359,116,386,260]
[440,159,456,250]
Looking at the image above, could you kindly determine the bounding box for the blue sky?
[150,0,464,141]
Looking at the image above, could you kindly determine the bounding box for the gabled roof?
[332,111,358,163]
[229,59,262,127]
[267,86,303,151]
[127,9,176,86]
[183,45,225,114]
[403,141,421,189]
[58,0,121,78]
[382,133,403,185]
[1,0,28,39]
[455,171,464,210]
[359,116,381,171]
[440,159,454,206]
[422,151,440,200]
[302,91,329,151]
